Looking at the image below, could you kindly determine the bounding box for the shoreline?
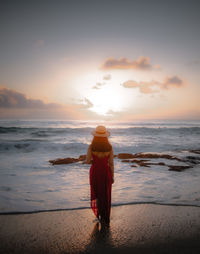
[1,204,200,253]
[1,201,200,215]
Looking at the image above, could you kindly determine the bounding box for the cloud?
[101,56,159,70]
[77,97,94,109]
[122,80,158,94]
[153,64,161,70]
[163,76,183,89]
[121,76,184,94]
[92,82,105,89]
[0,87,61,109]
[103,74,111,80]
[122,80,139,89]
[0,87,94,119]
[83,97,93,108]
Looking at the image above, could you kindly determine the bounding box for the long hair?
[91,136,112,152]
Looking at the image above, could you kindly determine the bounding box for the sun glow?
[87,85,125,116]
[73,70,139,117]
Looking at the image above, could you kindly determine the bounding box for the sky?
[0,0,200,121]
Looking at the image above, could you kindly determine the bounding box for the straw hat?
[92,125,110,137]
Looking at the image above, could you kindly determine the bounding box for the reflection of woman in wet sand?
[85,222,112,252]
[86,126,114,226]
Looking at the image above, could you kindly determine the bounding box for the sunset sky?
[0,0,200,120]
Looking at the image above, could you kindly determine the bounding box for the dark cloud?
[163,76,183,89]
[0,87,61,109]
[0,87,93,119]
[103,74,111,80]
[101,56,160,70]
[0,87,99,119]
[122,76,184,94]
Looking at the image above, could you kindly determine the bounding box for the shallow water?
[0,119,200,213]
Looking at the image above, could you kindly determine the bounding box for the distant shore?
[0,204,200,254]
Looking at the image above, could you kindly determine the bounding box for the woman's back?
[86,145,114,177]
[92,152,110,170]
[87,126,114,225]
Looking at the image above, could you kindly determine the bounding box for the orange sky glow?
[0,1,200,121]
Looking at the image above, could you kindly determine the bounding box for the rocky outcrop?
[121,159,132,162]
[119,153,195,171]
[49,158,79,165]
[118,152,184,162]
[49,150,199,172]
[136,162,150,167]
[184,156,200,164]
[131,159,151,167]
[189,150,200,155]
[78,155,86,161]
[49,154,87,165]
[131,153,183,161]
[118,153,135,159]
[168,165,191,172]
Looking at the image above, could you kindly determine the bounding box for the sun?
[73,70,136,116]
[87,85,125,116]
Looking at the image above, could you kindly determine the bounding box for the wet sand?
[0,204,200,254]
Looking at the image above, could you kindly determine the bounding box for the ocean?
[0,119,200,213]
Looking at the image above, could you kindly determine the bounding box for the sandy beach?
[0,204,200,254]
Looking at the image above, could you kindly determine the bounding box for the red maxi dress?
[89,153,112,224]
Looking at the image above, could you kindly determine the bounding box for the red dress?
[89,153,112,224]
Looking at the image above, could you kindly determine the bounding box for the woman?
[86,125,114,225]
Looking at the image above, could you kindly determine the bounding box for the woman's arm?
[109,148,114,184]
[85,145,92,164]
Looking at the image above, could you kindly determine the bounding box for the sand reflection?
[85,222,113,252]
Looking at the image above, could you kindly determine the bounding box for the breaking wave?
[1,126,200,136]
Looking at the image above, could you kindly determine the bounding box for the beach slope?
[0,204,200,254]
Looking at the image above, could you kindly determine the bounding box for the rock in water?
[121,159,132,162]
[185,156,200,164]
[189,149,200,154]
[118,153,135,159]
[132,153,183,161]
[49,158,79,165]
[78,155,86,161]
[168,165,192,172]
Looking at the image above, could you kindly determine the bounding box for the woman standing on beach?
[86,125,114,225]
